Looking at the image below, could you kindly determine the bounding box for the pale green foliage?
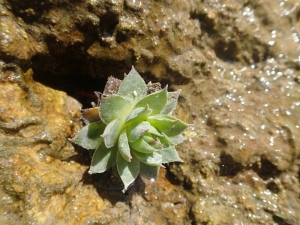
[71,67,188,192]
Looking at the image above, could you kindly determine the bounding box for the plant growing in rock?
[71,67,188,191]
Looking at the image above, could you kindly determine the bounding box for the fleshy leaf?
[117,151,140,192]
[161,146,183,163]
[147,114,188,137]
[148,125,163,137]
[118,67,147,101]
[89,142,117,173]
[126,106,152,124]
[132,150,162,166]
[103,118,125,148]
[118,131,132,162]
[70,121,105,150]
[140,162,159,179]
[160,90,181,115]
[156,133,170,146]
[127,121,150,143]
[142,134,164,150]
[130,137,157,153]
[135,88,168,115]
[100,95,132,124]
[142,134,156,143]
[166,134,186,145]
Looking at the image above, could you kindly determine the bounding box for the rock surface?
[0,0,300,224]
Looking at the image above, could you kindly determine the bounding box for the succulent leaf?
[139,162,159,179]
[100,95,132,124]
[135,88,168,114]
[161,146,183,163]
[117,151,140,192]
[147,125,163,137]
[125,105,152,124]
[118,67,147,101]
[132,150,162,166]
[147,115,188,137]
[142,134,157,144]
[70,121,105,150]
[118,131,132,162]
[142,134,164,150]
[130,137,158,153]
[156,133,171,147]
[89,143,117,173]
[166,134,186,145]
[127,121,150,143]
[103,118,125,148]
[160,90,181,115]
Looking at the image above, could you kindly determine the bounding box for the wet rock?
[0,6,47,64]
[0,0,300,224]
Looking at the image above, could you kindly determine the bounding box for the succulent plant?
[71,67,188,191]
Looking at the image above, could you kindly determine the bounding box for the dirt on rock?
[0,0,300,224]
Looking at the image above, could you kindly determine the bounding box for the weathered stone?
[0,0,300,224]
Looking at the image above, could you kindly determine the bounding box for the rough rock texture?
[0,0,300,224]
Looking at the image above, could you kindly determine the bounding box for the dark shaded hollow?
[219,153,244,177]
[252,157,281,180]
[31,52,170,108]
[31,53,129,108]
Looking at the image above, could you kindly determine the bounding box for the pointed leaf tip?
[161,146,183,163]
[118,131,132,162]
[161,90,181,115]
[117,152,140,192]
[118,67,147,101]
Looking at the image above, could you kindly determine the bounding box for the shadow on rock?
[80,168,145,205]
